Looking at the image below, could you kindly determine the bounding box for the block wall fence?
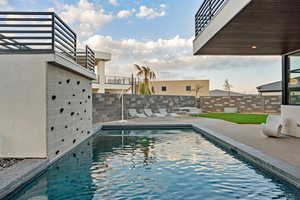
[92,94,281,123]
[197,96,281,113]
[93,94,196,123]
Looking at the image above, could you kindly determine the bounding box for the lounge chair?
[262,115,286,137]
[144,109,165,117]
[128,109,147,118]
[159,108,178,117]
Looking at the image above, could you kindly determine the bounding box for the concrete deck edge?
[0,159,48,199]
[0,127,101,199]
[191,124,300,188]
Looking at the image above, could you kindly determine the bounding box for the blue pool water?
[8,129,300,199]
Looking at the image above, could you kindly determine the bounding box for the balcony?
[105,76,136,85]
[0,11,95,72]
[193,0,300,56]
[195,0,228,37]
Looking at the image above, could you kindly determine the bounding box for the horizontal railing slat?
[0,36,52,40]
[0,18,52,21]
[0,30,52,33]
[0,11,53,15]
[0,24,52,28]
[0,42,52,46]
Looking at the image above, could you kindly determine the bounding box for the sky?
[1,0,282,94]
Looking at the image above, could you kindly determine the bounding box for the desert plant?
[223,79,233,96]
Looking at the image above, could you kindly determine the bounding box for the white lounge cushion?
[128,109,147,118]
[159,109,178,117]
[144,109,155,117]
[262,115,284,137]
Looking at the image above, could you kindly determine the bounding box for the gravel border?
[0,159,22,170]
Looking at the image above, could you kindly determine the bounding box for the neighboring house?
[209,89,246,97]
[192,0,300,137]
[92,52,135,94]
[151,80,209,97]
[257,81,282,96]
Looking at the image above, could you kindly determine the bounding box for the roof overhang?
[95,51,111,62]
[193,0,300,56]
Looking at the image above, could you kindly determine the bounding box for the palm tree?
[134,64,156,95]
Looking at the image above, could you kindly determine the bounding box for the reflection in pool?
[9,129,300,199]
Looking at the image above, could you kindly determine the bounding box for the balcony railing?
[105,76,136,85]
[0,11,95,72]
[77,45,96,72]
[195,0,227,37]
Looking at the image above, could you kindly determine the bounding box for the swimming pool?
[8,129,300,199]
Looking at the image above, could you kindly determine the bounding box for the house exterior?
[193,0,300,137]
[257,81,282,96]
[0,12,95,159]
[209,89,246,97]
[151,80,209,97]
[92,52,136,94]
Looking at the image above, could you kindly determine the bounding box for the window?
[284,52,300,105]
[161,86,167,92]
[186,85,192,91]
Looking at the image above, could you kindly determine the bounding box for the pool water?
[9,129,300,199]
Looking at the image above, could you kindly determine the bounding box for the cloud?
[136,5,166,19]
[108,0,118,6]
[84,34,280,91]
[58,0,113,36]
[0,0,11,10]
[117,10,132,18]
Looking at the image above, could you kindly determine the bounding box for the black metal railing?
[77,45,95,72]
[195,0,227,37]
[0,11,95,72]
[105,76,136,85]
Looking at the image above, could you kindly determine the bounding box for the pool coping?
[0,159,48,199]
[1,122,300,199]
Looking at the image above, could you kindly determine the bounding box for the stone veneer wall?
[93,94,282,123]
[197,96,281,113]
[93,94,196,123]
[47,64,93,159]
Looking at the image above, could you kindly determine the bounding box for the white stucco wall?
[281,105,300,138]
[0,54,48,158]
[0,53,94,159]
[47,64,93,159]
[260,92,282,96]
